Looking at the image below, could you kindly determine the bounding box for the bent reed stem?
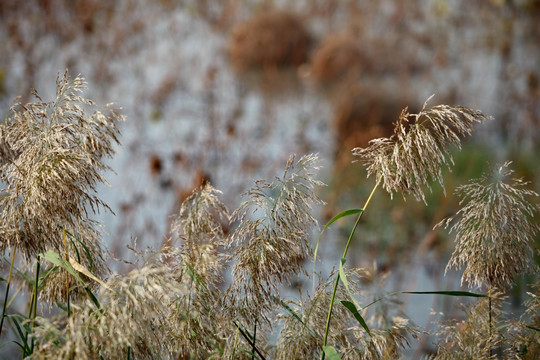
[321,177,381,359]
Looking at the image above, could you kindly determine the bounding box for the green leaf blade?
[338,258,371,335]
[323,209,364,231]
[313,209,363,277]
[340,300,370,335]
[403,291,488,298]
[322,346,341,360]
[41,250,85,285]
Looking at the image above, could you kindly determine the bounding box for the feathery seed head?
[432,294,505,360]
[277,269,419,359]
[0,71,123,263]
[439,161,539,289]
[228,154,324,321]
[32,262,185,360]
[352,96,490,203]
[171,183,229,286]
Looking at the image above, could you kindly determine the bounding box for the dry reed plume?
[438,161,539,289]
[430,294,505,360]
[1,72,537,360]
[170,183,229,286]
[0,71,122,264]
[31,256,184,359]
[277,269,420,360]
[228,154,324,323]
[0,71,122,314]
[353,96,491,203]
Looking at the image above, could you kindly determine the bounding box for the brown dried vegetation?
[227,10,311,72]
[310,32,364,87]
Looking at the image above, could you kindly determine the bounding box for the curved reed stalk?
[321,97,489,358]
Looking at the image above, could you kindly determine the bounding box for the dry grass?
[430,294,505,360]
[310,32,364,87]
[277,270,420,360]
[352,96,491,203]
[438,162,539,289]
[0,72,538,360]
[0,72,122,295]
[227,154,324,323]
[227,10,311,72]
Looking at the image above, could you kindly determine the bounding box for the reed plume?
[0,71,122,265]
[170,183,229,286]
[430,294,505,360]
[31,254,184,360]
[228,154,324,322]
[352,96,490,203]
[277,269,419,360]
[438,161,539,289]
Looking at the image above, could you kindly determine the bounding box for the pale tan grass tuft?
[431,294,505,360]
[352,96,490,203]
[228,154,324,322]
[31,258,185,359]
[0,71,122,265]
[171,183,229,286]
[507,283,540,359]
[277,269,420,360]
[438,161,539,289]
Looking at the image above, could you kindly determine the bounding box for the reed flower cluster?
[2,72,537,360]
[170,183,229,286]
[430,294,505,360]
[31,257,185,359]
[508,284,540,359]
[228,154,324,322]
[438,162,539,289]
[277,270,420,360]
[0,71,122,268]
[352,96,490,202]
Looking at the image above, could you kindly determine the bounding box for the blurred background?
[1,0,539,357]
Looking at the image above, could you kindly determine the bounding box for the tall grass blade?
[403,291,488,297]
[338,258,370,335]
[313,209,363,281]
[322,345,341,360]
[322,180,379,359]
[339,300,370,336]
[10,315,31,356]
[9,314,31,355]
[233,321,267,360]
[0,282,10,337]
[41,251,85,285]
[0,245,17,335]
[274,296,307,328]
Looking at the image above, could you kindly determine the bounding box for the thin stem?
[32,255,40,324]
[0,244,17,334]
[321,177,381,359]
[63,228,70,316]
[252,320,257,360]
[29,255,41,354]
[488,287,492,358]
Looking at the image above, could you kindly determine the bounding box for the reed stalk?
[321,178,380,359]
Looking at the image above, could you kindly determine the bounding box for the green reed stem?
[0,244,17,335]
[321,178,381,359]
[28,255,41,354]
[252,320,257,360]
[488,288,492,358]
[63,228,71,316]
